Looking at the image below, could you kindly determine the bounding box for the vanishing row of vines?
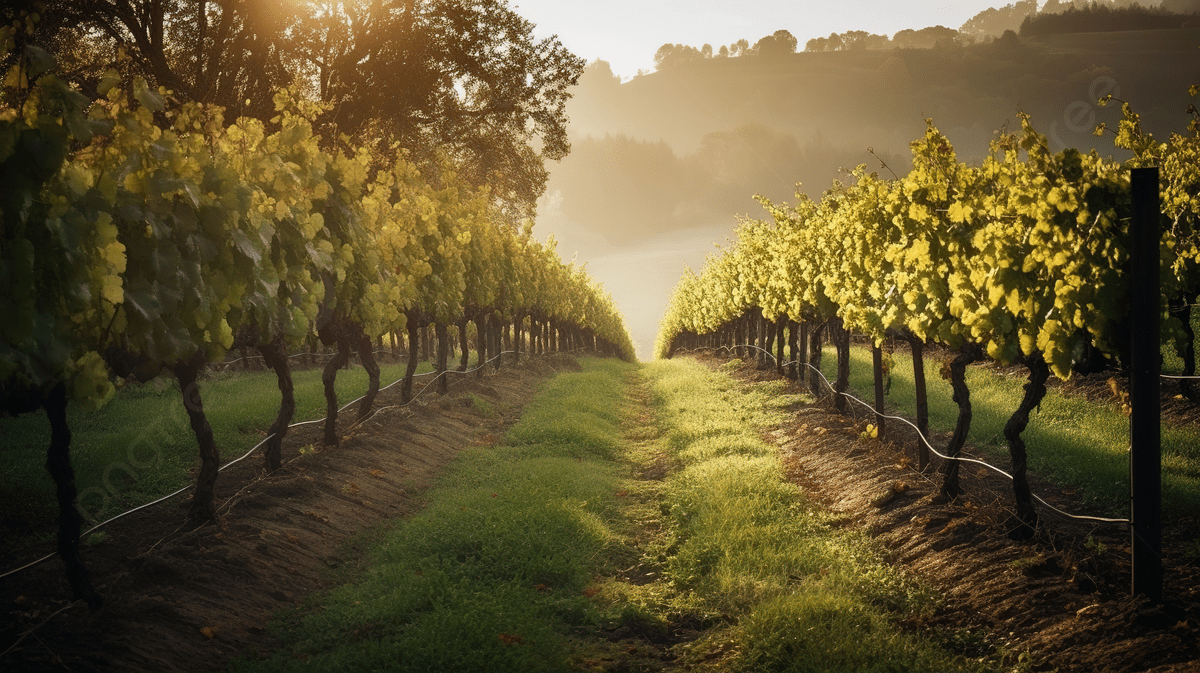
[657,87,1199,533]
[0,30,634,608]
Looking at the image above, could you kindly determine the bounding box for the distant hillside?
[1021,3,1198,36]
[544,28,1199,247]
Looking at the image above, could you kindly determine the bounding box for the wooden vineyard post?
[1130,166,1162,602]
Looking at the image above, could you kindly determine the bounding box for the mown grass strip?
[0,360,431,541]
[239,357,1018,671]
[816,344,1200,517]
[238,357,638,672]
[642,358,1007,672]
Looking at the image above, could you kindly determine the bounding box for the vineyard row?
[0,35,634,609]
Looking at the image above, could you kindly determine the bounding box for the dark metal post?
[1130,166,1162,602]
[872,344,885,440]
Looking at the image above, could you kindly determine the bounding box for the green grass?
[239,356,1014,672]
[0,359,432,544]
[642,358,1007,672]
[814,343,1200,518]
[237,357,638,672]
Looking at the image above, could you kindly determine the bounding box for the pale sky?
[515,0,1022,79]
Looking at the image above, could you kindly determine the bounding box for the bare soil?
[711,352,1200,673]
[0,355,579,672]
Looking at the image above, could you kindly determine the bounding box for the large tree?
[285,0,584,219]
[5,0,584,219]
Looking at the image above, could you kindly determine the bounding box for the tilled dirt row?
[708,352,1200,673]
[0,355,578,672]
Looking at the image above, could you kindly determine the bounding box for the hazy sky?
[515,0,1018,78]
[516,0,1017,358]
[514,0,1055,359]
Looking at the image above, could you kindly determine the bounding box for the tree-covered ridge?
[648,0,1199,67]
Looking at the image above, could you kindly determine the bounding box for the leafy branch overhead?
[2,0,585,219]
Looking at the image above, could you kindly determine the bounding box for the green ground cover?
[0,359,432,544]
[813,344,1200,518]
[240,357,1016,672]
[239,357,639,672]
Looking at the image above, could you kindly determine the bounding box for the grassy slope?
[240,357,1013,672]
[0,360,433,542]
[815,343,1200,518]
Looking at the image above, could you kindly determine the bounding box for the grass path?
[238,356,1014,672]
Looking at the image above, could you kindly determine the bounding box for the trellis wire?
[680,343,1130,525]
[0,347,580,581]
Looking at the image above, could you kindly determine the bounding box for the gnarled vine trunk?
[356,327,381,420]
[320,326,352,447]
[258,335,294,471]
[43,383,103,609]
[402,319,421,403]
[908,335,930,470]
[435,322,450,395]
[941,343,982,500]
[1004,352,1050,537]
[474,315,489,378]
[831,318,851,413]
[808,321,824,398]
[174,349,220,520]
[458,317,470,371]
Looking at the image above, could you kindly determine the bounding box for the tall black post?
[1130,166,1162,602]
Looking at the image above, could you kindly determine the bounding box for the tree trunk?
[776,316,787,377]
[756,310,770,370]
[808,322,824,398]
[258,336,294,471]
[941,344,982,500]
[492,315,504,371]
[786,320,799,379]
[458,318,470,371]
[435,322,450,395]
[1172,292,1198,401]
[1004,353,1050,537]
[832,318,851,413]
[174,349,220,521]
[474,316,488,378]
[908,335,930,470]
[402,320,421,403]
[357,327,381,420]
[43,384,102,609]
[320,332,351,447]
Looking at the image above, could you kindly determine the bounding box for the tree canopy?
[4,0,585,220]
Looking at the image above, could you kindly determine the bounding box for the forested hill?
[545,28,1199,247]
